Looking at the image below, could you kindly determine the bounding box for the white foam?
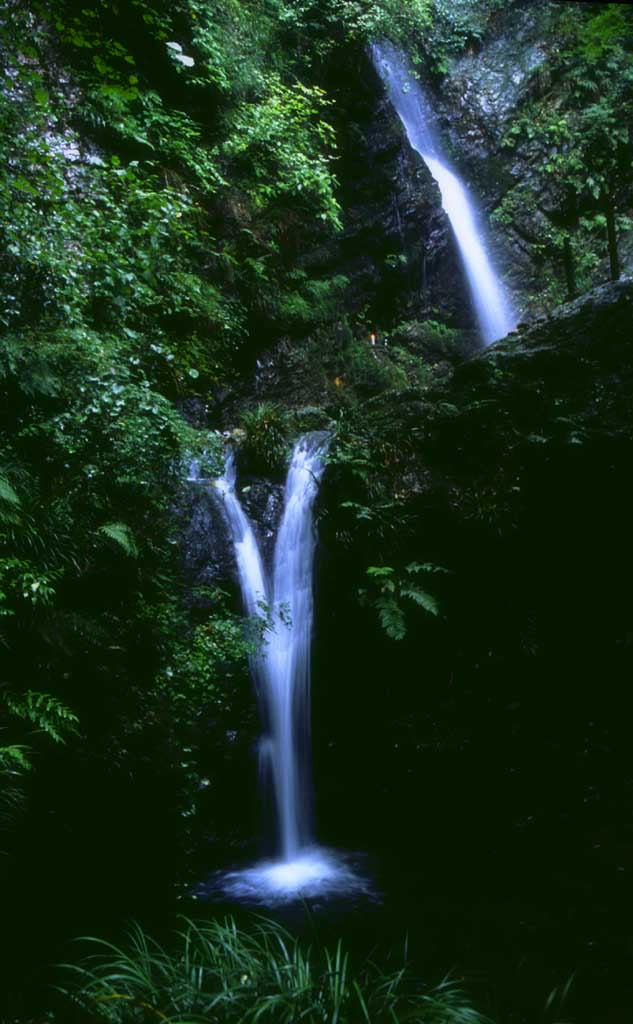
[209,848,371,905]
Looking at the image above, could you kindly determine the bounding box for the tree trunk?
[563,235,577,300]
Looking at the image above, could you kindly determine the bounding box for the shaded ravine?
[372,41,516,345]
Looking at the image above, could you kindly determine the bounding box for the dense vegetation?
[1,1,632,1021]
[494,3,633,304]
[62,917,487,1024]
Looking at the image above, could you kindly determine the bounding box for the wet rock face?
[178,458,285,610]
[314,13,552,340]
[325,51,475,333]
[433,4,555,318]
[239,475,286,574]
[179,481,236,607]
[442,5,552,149]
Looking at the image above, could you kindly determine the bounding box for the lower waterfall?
[198,433,368,903]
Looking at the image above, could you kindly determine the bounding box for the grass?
[61,916,489,1024]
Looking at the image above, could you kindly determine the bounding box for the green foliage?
[426,0,506,73]
[240,402,290,474]
[362,563,449,639]
[389,346,432,389]
[6,691,79,745]
[496,3,633,297]
[222,74,341,228]
[580,4,633,62]
[97,523,138,558]
[0,473,20,508]
[326,402,416,554]
[62,916,487,1024]
[389,318,466,353]
[0,0,354,884]
[1,690,78,839]
[275,272,348,331]
[160,592,262,701]
[288,405,333,434]
[0,320,227,857]
[342,340,404,397]
[0,745,31,773]
[270,0,504,75]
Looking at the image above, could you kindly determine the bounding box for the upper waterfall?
[372,41,517,346]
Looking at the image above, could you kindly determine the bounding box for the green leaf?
[97,522,138,557]
[406,562,450,576]
[0,745,32,773]
[13,175,37,196]
[375,595,407,640]
[6,692,79,744]
[0,474,20,507]
[401,586,439,617]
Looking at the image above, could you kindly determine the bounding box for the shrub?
[288,405,334,434]
[275,274,349,333]
[388,320,475,363]
[240,402,289,474]
[343,340,403,397]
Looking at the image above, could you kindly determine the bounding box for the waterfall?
[261,433,327,859]
[372,41,516,346]
[213,436,326,860]
[199,431,369,901]
[213,451,269,623]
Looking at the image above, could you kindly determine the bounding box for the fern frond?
[97,522,138,558]
[0,781,27,819]
[0,474,20,507]
[6,692,79,744]
[0,744,32,772]
[401,586,439,617]
[405,562,450,576]
[375,596,407,640]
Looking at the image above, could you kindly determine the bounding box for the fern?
[406,562,450,576]
[0,745,32,772]
[0,473,20,507]
[375,595,407,640]
[97,522,138,558]
[0,780,27,830]
[365,561,448,639]
[401,585,439,617]
[6,692,79,744]
[0,473,21,529]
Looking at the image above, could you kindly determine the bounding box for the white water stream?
[372,41,516,345]
[260,433,328,860]
[201,433,367,902]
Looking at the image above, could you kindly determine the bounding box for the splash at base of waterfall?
[194,848,372,905]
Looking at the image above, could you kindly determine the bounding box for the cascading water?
[197,433,368,903]
[372,41,516,346]
[263,434,326,860]
[212,452,268,623]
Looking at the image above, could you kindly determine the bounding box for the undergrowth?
[62,916,487,1024]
